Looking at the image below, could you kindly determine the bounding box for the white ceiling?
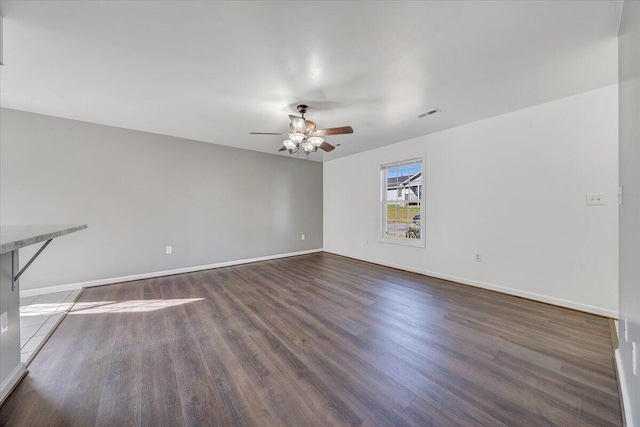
[0,1,622,162]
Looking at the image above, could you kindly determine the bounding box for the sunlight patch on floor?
[21,303,74,317]
[22,298,204,316]
[67,298,205,314]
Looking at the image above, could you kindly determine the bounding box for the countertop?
[0,225,87,255]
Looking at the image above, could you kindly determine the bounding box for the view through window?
[381,157,424,244]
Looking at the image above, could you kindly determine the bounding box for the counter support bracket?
[12,239,52,290]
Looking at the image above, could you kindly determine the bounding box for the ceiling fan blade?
[250,132,288,135]
[319,141,335,152]
[305,120,317,132]
[312,126,354,136]
[289,115,307,132]
[278,146,287,152]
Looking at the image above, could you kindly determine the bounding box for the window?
[380,157,424,246]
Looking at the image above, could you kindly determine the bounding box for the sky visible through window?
[387,164,421,178]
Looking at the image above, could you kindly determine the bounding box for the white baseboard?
[22,247,618,319]
[20,248,323,297]
[325,250,618,319]
[615,349,634,427]
[0,363,26,405]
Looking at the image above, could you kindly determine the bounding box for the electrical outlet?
[633,342,638,376]
[0,312,8,335]
[301,234,305,241]
[166,246,173,254]
[475,253,482,262]
[586,193,605,206]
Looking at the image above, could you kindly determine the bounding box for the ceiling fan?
[250,105,353,156]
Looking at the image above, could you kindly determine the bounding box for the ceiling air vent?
[417,108,441,118]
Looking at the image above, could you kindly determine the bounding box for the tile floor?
[19,289,82,363]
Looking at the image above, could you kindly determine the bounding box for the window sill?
[379,237,425,248]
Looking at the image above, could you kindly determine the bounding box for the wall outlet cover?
[586,193,605,206]
[624,319,629,342]
[166,246,173,254]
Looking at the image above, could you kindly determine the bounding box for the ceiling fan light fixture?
[308,136,324,147]
[251,104,351,156]
[302,141,315,153]
[289,132,305,144]
[305,120,317,133]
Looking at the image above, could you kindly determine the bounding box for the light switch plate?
[0,312,8,335]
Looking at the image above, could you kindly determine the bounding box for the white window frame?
[380,155,426,247]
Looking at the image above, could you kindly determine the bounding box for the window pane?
[387,220,404,238]
[386,203,404,238]
[387,167,399,202]
[406,202,421,239]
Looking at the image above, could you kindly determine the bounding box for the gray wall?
[0,109,323,292]
[619,1,640,424]
[0,252,21,398]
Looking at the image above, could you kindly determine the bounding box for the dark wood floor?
[0,253,622,426]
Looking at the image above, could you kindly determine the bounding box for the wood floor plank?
[0,252,623,426]
[94,279,145,426]
[139,280,184,427]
